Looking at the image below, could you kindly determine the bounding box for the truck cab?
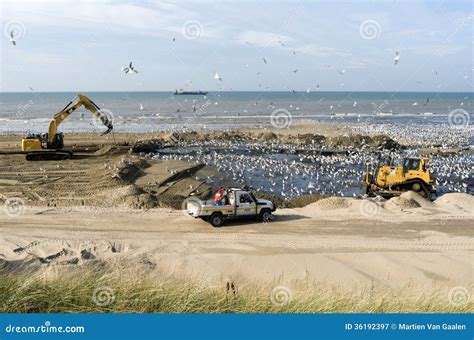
[186,188,276,227]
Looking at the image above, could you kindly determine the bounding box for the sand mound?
[292,134,326,145]
[327,134,401,150]
[386,196,421,209]
[400,191,432,207]
[125,193,156,210]
[113,159,151,183]
[94,145,124,156]
[371,135,402,150]
[94,185,156,209]
[434,193,474,212]
[287,195,327,208]
[313,197,351,210]
[258,132,278,142]
[385,191,427,209]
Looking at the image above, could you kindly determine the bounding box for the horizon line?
[0,90,472,94]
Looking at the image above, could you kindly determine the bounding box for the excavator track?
[26,151,73,161]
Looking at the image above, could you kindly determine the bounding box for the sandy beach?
[1,125,472,298]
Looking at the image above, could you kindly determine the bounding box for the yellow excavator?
[362,156,436,199]
[21,94,113,161]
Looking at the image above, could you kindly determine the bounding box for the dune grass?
[0,267,470,313]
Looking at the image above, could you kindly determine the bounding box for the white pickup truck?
[186,188,276,227]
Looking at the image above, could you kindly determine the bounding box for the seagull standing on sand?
[122,62,138,74]
[9,31,16,45]
[394,51,400,65]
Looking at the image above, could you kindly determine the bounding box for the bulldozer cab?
[403,158,420,174]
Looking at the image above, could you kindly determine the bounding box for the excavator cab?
[21,94,113,161]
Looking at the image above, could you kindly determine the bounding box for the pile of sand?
[384,191,428,210]
[291,133,326,145]
[94,185,156,209]
[94,145,124,156]
[258,132,278,142]
[313,197,351,210]
[434,193,474,212]
[327,134,401,150]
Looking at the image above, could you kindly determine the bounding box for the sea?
[0,91,472,134]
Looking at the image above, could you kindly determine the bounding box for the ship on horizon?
[174,88,208,95]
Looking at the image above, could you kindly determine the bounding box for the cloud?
[293,44,348,58]
[1,0,217,38]
[235,30,293,47]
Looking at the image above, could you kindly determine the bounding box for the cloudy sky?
[0,0,472,92]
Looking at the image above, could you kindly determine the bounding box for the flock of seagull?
[8,25,471,199]
[152,131,472,198]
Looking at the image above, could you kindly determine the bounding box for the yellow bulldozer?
[362,156,436,199]
[21,94,113,160]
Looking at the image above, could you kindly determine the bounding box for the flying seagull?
[263,58,267,64]
[122,62,138,74]
[9,30,16,45]
[292,69,298,73]
[337,69,346,75]
[394,51,400,65]
[213,72,222,81]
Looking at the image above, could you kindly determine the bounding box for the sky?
[0,0,472,92]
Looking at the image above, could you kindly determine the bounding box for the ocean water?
[0,91,472,134]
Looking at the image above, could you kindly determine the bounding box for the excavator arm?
[47,94,113,145]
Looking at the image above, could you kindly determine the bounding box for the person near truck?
[214,187,224,206]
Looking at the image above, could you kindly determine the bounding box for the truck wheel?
[259,209,273,222]
[209,213,224,228]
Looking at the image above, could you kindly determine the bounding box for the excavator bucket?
[101,125,113,136]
